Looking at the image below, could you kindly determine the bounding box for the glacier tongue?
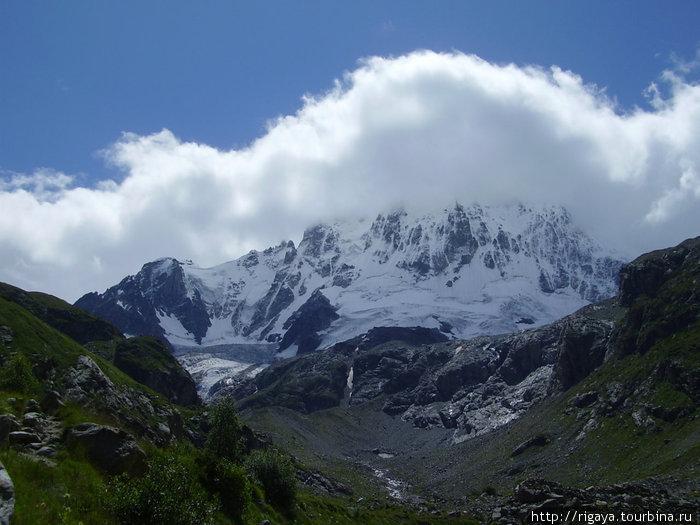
[75,202,625,373]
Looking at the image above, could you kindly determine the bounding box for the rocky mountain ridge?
[76,203,623,368]
[219,235,698,505]
[216,297,624,442]
[223,236,698,442]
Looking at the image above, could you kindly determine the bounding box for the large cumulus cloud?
[1,51,699,301]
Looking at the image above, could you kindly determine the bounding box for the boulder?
[0,415,20,442]
[65,423,147,477]
[0,461,14,525]
[511,435,550,457]
[40,390,65,414]
[64,355,116,402]
[8,431,41,445]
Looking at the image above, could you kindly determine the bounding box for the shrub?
[245,449,297,514]
[106,449,216,525]
[0,352,38,393]
[199,455,251,524]
[205,396,244,462]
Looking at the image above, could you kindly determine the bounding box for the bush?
[0,352,38,393]
[245,449,297,514]
[106,449,216,525]
[205,396,244,462]
[199,454,251,524]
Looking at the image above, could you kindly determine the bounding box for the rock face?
[278,290,339,354]
[75,203,623,358]
[0,461,13,525]
[225,235,699,444]
[616,236,700,356]
[617,236,699,307]
[62,354,189,445]
[229,302,617,440]
[220,326,450,410]
[76,258,211,345]
[65,423,147,476]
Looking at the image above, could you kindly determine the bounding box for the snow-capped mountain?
[76,203,624,360]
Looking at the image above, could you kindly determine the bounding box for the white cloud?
[0,168,75,201]
[1,50,699,302]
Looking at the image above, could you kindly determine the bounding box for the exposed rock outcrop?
[278,290,339,354]
[65,423,147,476]
[63,354,188,444]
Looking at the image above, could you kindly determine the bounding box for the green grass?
[0,297,82,371]
[0,282,123,345]
[0,446,116,525]
[293,492,480,524]
[113,336,181,373]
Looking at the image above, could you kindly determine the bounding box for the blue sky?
[2,2,697,180]
[1,2,699,301]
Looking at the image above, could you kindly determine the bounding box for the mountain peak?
[76,202,624,360]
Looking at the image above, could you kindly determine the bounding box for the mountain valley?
[0,213,697,524]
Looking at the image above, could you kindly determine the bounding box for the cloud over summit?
[1,51,699,301]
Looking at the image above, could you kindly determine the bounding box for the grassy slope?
[0,282,123,345]
[2,292,474,524]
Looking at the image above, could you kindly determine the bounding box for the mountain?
[76,203,623,376]
[226,235,700,514]
[1,235,697,523]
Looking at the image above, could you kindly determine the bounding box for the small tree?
[245,449,297,514]
[106,449,216,525]
[205,396,244,462]
[199,455,251,524]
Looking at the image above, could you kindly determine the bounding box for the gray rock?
[0,415,20,441]
[511,435,550,457]
[62,354,166,439]
[21,411,45,429]
[570,391,598,408]
[0,326,12,345]
[63,355,116,404]
[65,423,147,477]
[8,431,41,445]
[35,446,58,458]
[40,390,65,414]
[0,461,14,525]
